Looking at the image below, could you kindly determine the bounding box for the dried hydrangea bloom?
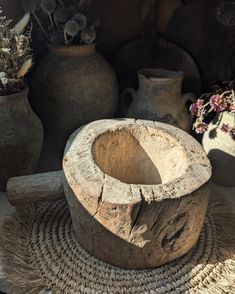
[220,123,230,133]
[64,20,80,37]
[210,94,228,112]
[81,26,96,44]
[189,99,205,116]
[194,122,208,134]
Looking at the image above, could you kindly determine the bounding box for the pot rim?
[138,68,184,81]
[47,43,96,56]
[0,86,29,102]
[63,119,211,205]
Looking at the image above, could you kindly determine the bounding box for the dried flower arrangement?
[21,0,99,45]
[190,80,235,140]
[0,10,33,96]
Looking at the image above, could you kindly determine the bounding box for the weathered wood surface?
[63,119,211,269]
[7,171,64,205]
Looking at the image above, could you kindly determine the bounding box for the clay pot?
[0,88,43,191]
[31,44,118,144]
[7,119,211,269]
[202,111,235,187]
[122,68,194,132]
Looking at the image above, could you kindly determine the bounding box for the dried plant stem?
[48,13,55,30]
[58,0,65,8]
[32,11,50,42]
[64,31,68,45]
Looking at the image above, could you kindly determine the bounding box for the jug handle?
[121,88,137,115]
[182,93,195,109]
[6,170,65,206]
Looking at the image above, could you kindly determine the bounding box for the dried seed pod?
[81,26,96,44]
[54,8,69,24]
[21,0,39,12]
[73,13,87,30]
[64,20,80,37]
[40,0,56,14]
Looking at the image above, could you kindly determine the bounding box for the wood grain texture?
[63,119,211,269]
[6,171,64,205]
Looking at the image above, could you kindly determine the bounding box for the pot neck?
[138,70,183,102]
[48,44,96,57]
[0,87,29,105]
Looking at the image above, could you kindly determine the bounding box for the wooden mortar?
[7,119,211,269]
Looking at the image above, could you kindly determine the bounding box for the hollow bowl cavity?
[92,127,188,185]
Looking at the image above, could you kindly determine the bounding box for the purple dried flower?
[189,99,205,116]
[194,122,208,134]
[229,128,235,140]
[220,123,229,133]
[229,103,235,113]
[210,94,227,112]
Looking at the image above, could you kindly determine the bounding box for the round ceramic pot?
[202,111,235,187]
[31,44,119,144]
[0,88,43,191]
[122,68,194,132]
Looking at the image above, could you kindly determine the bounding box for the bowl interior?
[92,127,188,185]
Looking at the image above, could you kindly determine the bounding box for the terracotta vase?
[122,68,194,132]
[202,111,235,187]
[31,44,118,144]
[0,88,43,191]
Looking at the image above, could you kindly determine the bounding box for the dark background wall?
[1,0,235,92]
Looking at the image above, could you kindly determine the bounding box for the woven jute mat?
[0,191,234,294]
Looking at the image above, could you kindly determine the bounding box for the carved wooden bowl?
[7,119,211,269]
[63,119,211,269]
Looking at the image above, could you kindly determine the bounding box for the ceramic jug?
[0,87,43,191]
[31,44,118,147]
[122,68,194,132]
[202,111,235,187]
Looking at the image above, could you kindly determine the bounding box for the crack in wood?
[128,187,145,238]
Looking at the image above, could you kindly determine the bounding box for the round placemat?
[0,191,234,294]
